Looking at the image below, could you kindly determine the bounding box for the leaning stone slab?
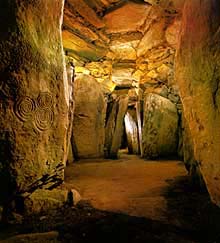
[142,93,178,159]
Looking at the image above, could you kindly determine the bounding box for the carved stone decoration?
[37,92,54,109]
[34,108,54,132]
[0,0,68,211]
[14,96,36,122]
[13,93,55,132]
[35,92,54,131]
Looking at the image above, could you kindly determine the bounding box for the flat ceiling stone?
[62,30,107,61]
[63,9,99,42]
[67,0,105,28]
[137,19,166,57]
[104,1,151,34]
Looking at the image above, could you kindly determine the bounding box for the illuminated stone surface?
[73,74,106,158]
[142,93,178,159]
[0,0,68,205]
[104,2,150,34]
[125,109,139,154]
[105,96,128,158]
[1,0,220,220]
[175,0,220,206]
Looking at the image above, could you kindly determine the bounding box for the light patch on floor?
[64,154,186,222]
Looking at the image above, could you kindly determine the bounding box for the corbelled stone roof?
[62,0,184,61]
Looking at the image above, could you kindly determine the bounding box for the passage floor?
[65,153,186,223]
[1,154,220,243]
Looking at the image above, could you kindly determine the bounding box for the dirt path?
[64,153,186,223]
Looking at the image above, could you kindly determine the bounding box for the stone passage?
[64,0,184,162]
[65,154,187,222]
[1,0,220,226]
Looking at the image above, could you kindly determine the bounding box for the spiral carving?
[14,96,36,122]
[34,108,54,131]
[37,92,53,109]
[14,92,54,132]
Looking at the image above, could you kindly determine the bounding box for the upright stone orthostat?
[72,74,106,159]
[142,93,178,159]
[0,0,68,205]
[124,109,139,154]
[175,0,220,205]
[105,95,128,159]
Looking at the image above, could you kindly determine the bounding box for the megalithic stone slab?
[175,0,220,206]
[72,74,106,159]
[124,109,140,154]
[0,0,69,204]
[142,93,178,159]
[67,0,105,29]
[105,95,128,159]
[136,99,144,157]
[111,96,129,157]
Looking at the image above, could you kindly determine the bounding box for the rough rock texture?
[0,1,68,206]
[63,0,183,97]
[144,0,185,11]
[23,188,81,215]
[136,99,144,156]
[104,2,150,34]
[64,58,75,164]
[105,95,128,158]
[124,109,139,154]
[0,231,60,243]
[85,61,112,88]
[63,0,109,61]
[175,0,220,206]
[23,189,69,215]
[137,19,165,57]
[180,116,203,186]
[165,18,182,48]
[73,74,106,158]
[142,93,178,159]
[62,30,107,61]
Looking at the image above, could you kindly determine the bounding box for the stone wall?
[175,0,220,206]
[0,0,68,208]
